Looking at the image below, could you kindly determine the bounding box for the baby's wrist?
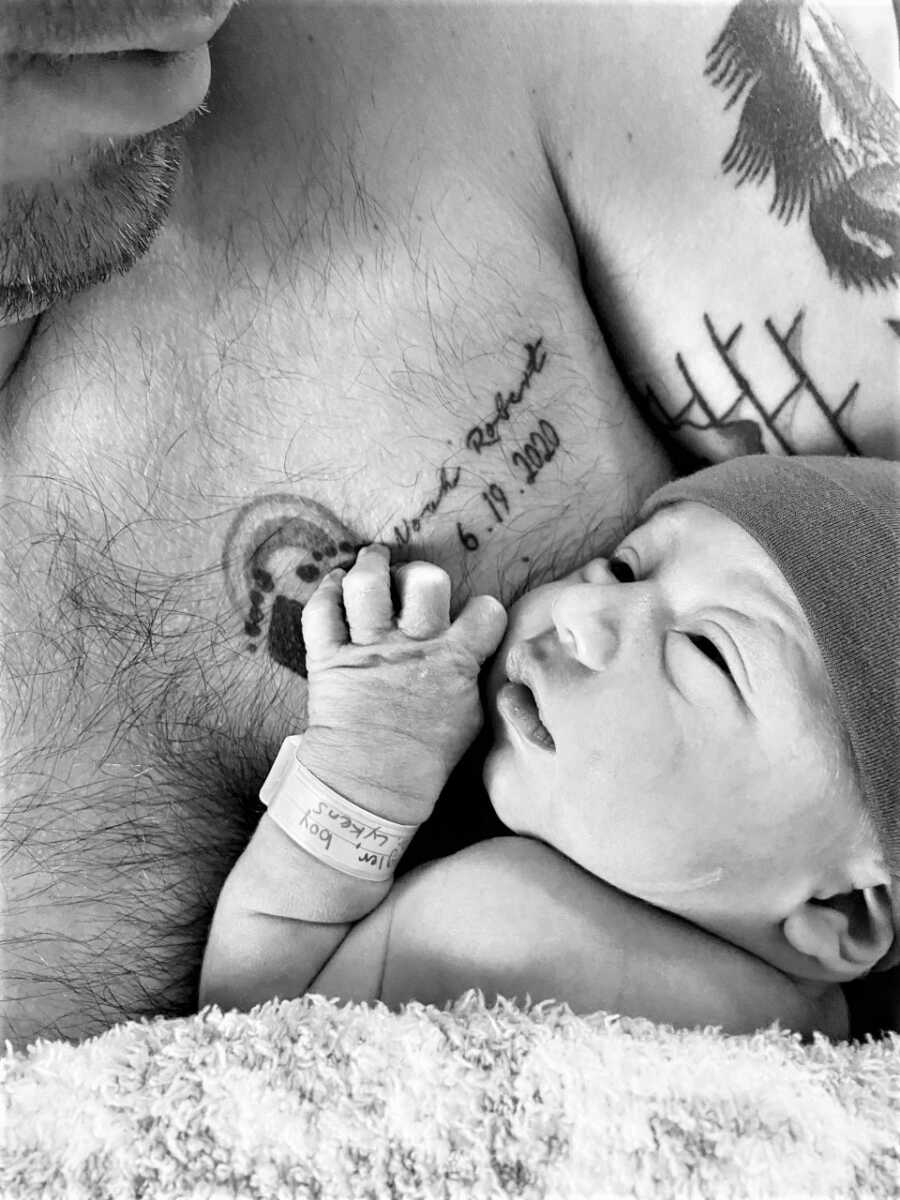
[247,813,393,925]
[223,813,392,927]
[297,729,443,826]
[260,736,424,884]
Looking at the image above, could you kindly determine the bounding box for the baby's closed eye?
[685,634,732,678]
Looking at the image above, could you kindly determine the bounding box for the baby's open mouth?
[497,680,556,751]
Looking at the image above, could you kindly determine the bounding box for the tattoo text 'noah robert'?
[706,0,900,291]
[464,339,548,454]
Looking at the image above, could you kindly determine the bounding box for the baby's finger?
[301,569,349,665]
[448,594,508,663]
[394,562,451,639]
[342,543,394,644]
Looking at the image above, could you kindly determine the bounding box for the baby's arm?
[198,811,393,1013]
[313,836,849,1040]
[198,546,507,1013]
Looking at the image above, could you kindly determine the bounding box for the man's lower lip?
[14,47,212,135]
[497,681,556,751]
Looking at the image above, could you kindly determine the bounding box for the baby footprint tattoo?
[222,495,362,676]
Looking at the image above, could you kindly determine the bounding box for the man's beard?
[0,116,192,324]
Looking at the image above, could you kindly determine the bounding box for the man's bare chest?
[2,8,675,810]
[7,162,669,747]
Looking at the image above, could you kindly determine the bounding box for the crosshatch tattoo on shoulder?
[643,307,864,461]
[222,340,552,676]
[706,0,900,291]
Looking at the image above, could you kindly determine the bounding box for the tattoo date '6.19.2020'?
[222,338,559,676]
[455,419,560,553]
[391,339,554,552]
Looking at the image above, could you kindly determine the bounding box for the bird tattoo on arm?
[707,0,900,292]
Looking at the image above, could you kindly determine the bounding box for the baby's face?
[483,500,850,930]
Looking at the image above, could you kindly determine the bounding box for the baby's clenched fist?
[297,544,507,827]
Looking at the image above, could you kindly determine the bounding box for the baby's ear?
[782,881,895,982]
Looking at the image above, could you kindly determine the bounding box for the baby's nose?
[550,584,622,670]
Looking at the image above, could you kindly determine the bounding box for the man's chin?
[0,117,194,324]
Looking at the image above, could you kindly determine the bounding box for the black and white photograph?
[2,1,898,1195]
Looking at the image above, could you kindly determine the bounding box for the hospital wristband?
[259,735,419,882]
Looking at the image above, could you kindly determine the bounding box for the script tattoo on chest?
[463,340,548,454]
[391,338,555,554]
[223,338,560,675]
[643,307,861,460]
[707,0,900,292]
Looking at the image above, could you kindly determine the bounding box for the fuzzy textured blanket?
[2,991,899,1199]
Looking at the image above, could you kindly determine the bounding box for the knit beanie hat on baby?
[639,455,900,973]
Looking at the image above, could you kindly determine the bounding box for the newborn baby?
[200,456,900,1041]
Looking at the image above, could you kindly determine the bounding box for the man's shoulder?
[531,1,899,464]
